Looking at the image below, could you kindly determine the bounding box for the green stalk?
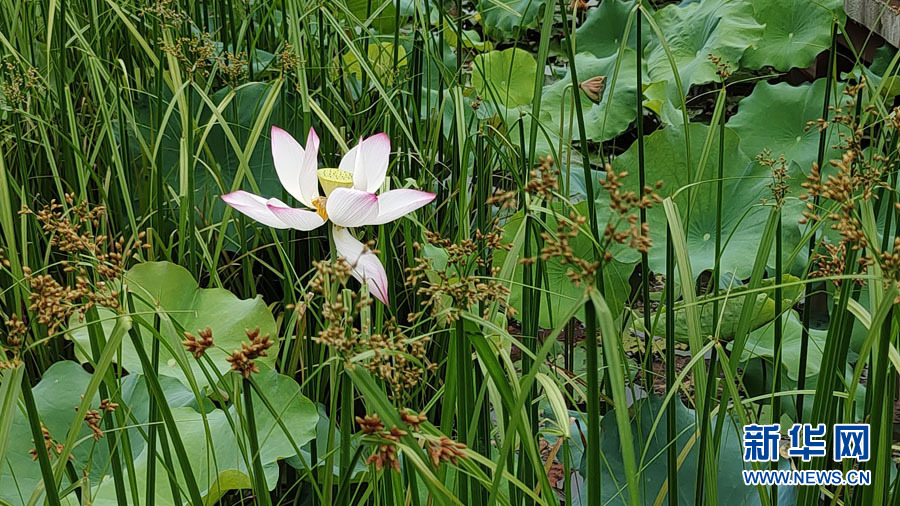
[695,83,726,506]
[556,2,603,503]
[243,377,272,506]
[665,227,678,506]
[770,212,783,506]
[22,372,62,506]
[798,22,837,420]
[635,5,653,377]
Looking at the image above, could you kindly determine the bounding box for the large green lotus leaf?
[90,365,318,505]
[727,79,845,177]
[633,275,803,343]
[479,0,549,38]
[610,123,802,280]
[69,262,278,390]
[574,0,651,58]
[539,49,640,143]
[472,47,537,108]
[117,372,213,461]
[645,0,763,93]
[494,202,638,329]
[738,310,866,422]
[580,396,796,505]
[1,362,96,506]
[742,0,842,71]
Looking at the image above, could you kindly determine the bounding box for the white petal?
[333,227,390,305]
[326,188,379,227]
[299,128,321,206]
[221,191,288,229]
[338,140,360,175]
[367,189,436,225]
[271,126,319,207]
[341,133,390,193]
[266,199,326,231]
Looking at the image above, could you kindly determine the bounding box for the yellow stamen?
[317,168,354,197]
[312,197,328,221]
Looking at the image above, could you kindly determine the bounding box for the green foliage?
[742,0,842,71]
[494,202,638,328]
[583,396,790,505]
[479,0,550,37]
[69,262,278,390]
[645,0,764,91]
[471,47,538,108]
[610,123,803,279]
[727,79,844,176]
[539,49,640,142]
[634,275,804,343]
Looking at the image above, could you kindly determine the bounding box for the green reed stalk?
[21,372,62,506]
[243,377,273,506]
[665,227,678,506]
[798,22,837,420]
[556,2,603,503]
[635,5,652,376]
[695,83,726,506]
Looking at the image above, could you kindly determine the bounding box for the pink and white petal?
[349,133,391,193]
[297,128,321,206]
[326,188,379,227]
[271,126,307,204]
[333,227,390,305]
[266,199,326,231]
[221,191,288,229]
[366,189,436,225]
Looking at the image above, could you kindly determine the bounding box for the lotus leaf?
[574,0,649,59]
[581,395,796,505]
[479,0,549,38]
[539,49,640,143]
[742,0,842,71]
[633,275,804,343]
[609,123,803,280]
[738,310,866,421]
[472,47,537,108]
[90,364,318,504]
[495,202,638,328]
[1,362,93,505]
[645,0,763,93]
[69,261,279,390]
[727,79,845,178]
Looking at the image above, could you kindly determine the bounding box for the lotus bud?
[579,75,607,103]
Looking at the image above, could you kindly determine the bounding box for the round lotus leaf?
[479,0,549,38]
[645,0,763,93]
[90,364,318,504]
[1,362,93,505]
[742,0,842,71]
[68,262,279,390]
[609,123,805,280]
[574,0,651,59]
[471,47,537,108]
[727,79,846,177]
[539,49,640,143]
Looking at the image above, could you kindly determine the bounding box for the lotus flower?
[222,126,435,304]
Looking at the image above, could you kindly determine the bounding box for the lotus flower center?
[312,196,329,221]
[317,168,354,197]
